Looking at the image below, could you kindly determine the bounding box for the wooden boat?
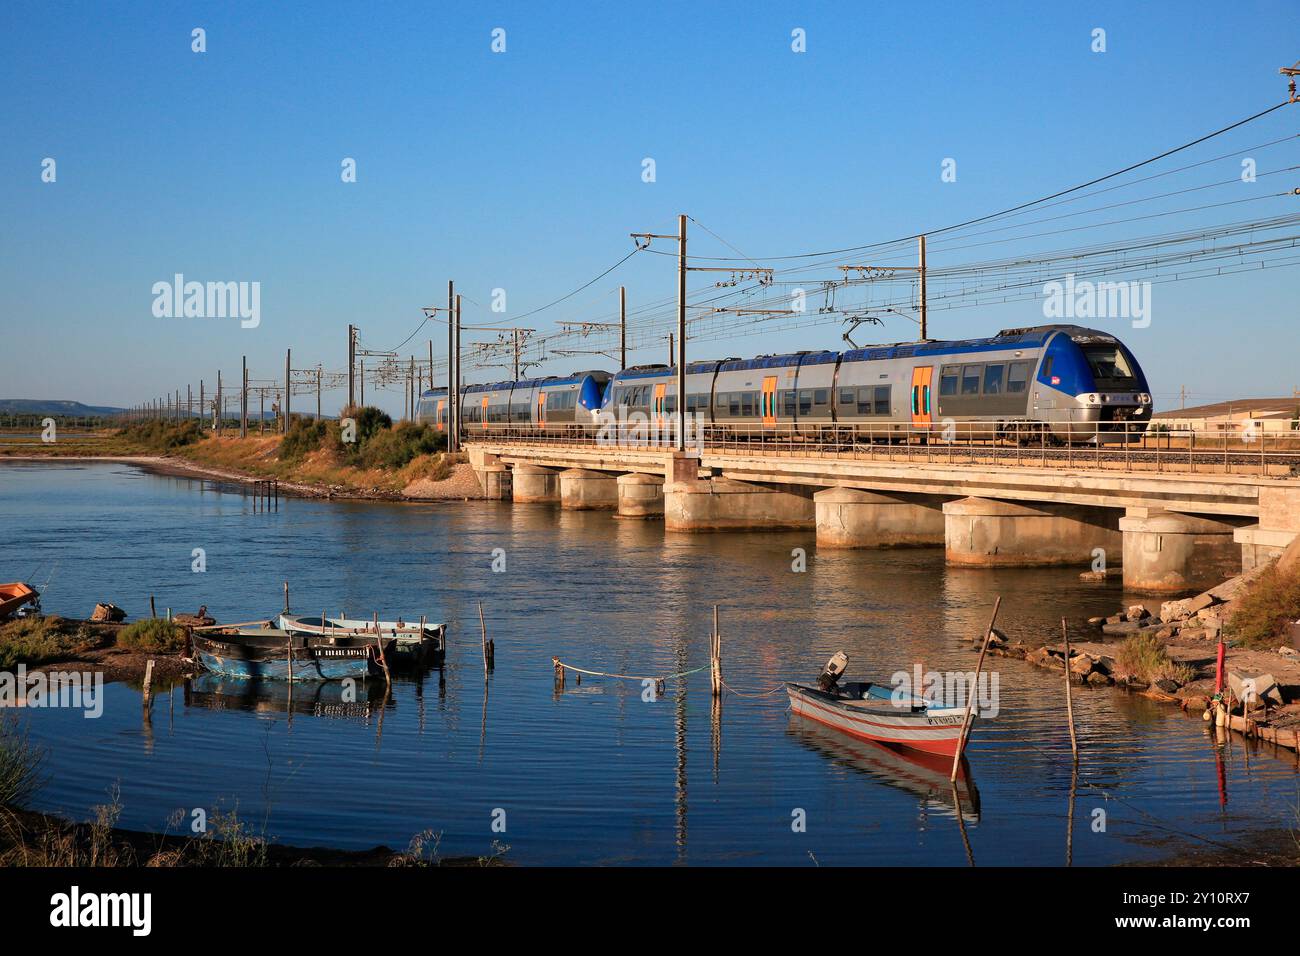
[185,673,391,719]
[191,626,395,682]
[786,653,971,757]
[0,582,39,620]
[277,614,446,666]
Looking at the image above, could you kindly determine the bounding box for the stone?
[1079,570,1107,583]
[1087,616,1106,627]
[1106,614,1124,625]
[1154,678,1182,694]
[1087,671,1114,686]
[1278,646,1299,658]
[1160,592,1214,623]
[1125,604,1151,623]
[1102,620,1143,636]
[89,603,125,623]
[1069,653,1095,676]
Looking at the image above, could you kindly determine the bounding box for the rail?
[462,419,1300,478]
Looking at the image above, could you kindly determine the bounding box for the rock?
[1125,604,1151,623]
[1106,614,1124,626]
[1154,626,1177,640]
[1179,626,1209,640]
[1087,616,1106,627]
[1102,620,1143,636]
[1086,671,1114,686]
[1278,646,1299,658]
[1154,678,1182,694]
[89,603,125,623]
[1069,653,1095,676]
[1160,592,1214,623]
[1079,570,1107,583]
[1121,676,1151,690]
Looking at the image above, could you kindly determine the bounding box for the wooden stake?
[1062,617,1078,760]
[950,596,1000,782]
[373,611,391,685]
[142,659,155,708]
[149,595,156,618]
[287,633,294,682]
[711,604,722,697]
[478,601,489,676]
[283,580,289,613]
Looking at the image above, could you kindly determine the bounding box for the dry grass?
[0,616,109,669]
[1225,564,1300,650]
[116,618,187,654]
[1117,632,1196,685]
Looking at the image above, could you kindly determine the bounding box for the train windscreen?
[1081,345,1136,387]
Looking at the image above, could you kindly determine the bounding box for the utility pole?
[316,367,322,420]
[448,281,456,452]
[919,235,928,341]
[620,285,627,370]
[676,213,686,448]
[360,360,365,406]
[284,348,291,433]
[347,324,356,410]
[838,237,929,341]
[240,356,248,438]
[455,294,462,452]
[1180,385,1188,410]
[216,370,222,432]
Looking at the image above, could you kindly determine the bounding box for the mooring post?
[478,601,490,675]
[1062,618,1078,760]
[373,611,391,685]
[149,595,156,618]
[287,633,294,683]
[142,659,155,709]
[283,580,289,614]
[711,604,722,697]
[951,596,1000,782]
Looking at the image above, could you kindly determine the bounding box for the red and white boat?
[786,660,971,757]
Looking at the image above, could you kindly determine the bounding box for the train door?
[536,392,546,431]
[761,376,778,428]
[910,366,933,429]
[435,399,445,432]
[653,383,666,429]
[480,395,490,429]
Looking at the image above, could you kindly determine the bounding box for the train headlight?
[1137,393,1152,404]
[1081,393,1099,405]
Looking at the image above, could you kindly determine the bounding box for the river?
[2,460,1296,865]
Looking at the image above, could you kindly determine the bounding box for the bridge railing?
[463,419,1300,477]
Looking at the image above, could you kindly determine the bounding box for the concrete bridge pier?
[617,473,665,517]
[1121,508,1242,594]
[471,452,512,500]
[559,468,619,511]
[944,496,1121,568]
[1234,487,1300,571]
[814,488,947,548]
[512,464,560,503]
[665,477,815,531]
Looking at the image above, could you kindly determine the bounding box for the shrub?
[279,417,327,462]
[1117,631,1196,685]
[0,717,44,807]
[117,419,202,452]
[357,421,444,470]
[117,619,187,653]
[1225,564,1300,649]
[0,617,92,669]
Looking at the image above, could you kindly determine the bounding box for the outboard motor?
[817,651,849,692]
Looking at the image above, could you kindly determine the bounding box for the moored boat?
[191,626,395,682]
[0,582,40,620]
[786,653,971,757]
[277,614,446,666]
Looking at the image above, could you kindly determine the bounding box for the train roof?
[841,325,1120,362]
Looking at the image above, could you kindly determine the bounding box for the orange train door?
[761,376,778,427]
[435,399,446,432]
[481,395,490,429]
[537,392,546,429]
[910,366,933,428]
[653,383,666,429]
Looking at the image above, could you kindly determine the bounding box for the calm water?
[2,460,1297,865]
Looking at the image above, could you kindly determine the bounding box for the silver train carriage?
[597,325,1151,444]
[416,370,611,436]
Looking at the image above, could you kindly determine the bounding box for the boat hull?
[192,631,385,682]
[786,683,969,757]
[277,615,445,666]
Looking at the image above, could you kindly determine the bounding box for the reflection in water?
[6,461,1300,865]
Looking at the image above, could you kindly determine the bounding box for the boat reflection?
[788,714,981,823]
[184,673,394,719]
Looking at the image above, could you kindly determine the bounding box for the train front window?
[1082,346,1135,383]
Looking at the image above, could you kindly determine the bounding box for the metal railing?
[462,419,1300,478]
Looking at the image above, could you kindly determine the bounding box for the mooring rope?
[719,677,787,699]
[553,659,710,683]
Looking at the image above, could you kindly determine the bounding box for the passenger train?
[415,324,1152,444]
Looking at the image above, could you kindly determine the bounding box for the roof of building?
[1152,397,1300,420]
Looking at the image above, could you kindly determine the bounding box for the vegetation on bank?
[279,407,445,470]
[115,418,204,452]
[1116,631,1196,686]
[0,617,108,669]
[1225,564,1300,650]
[116,618,187,653]
[0,718,43,808]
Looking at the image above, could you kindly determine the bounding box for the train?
[415,324,1153,444]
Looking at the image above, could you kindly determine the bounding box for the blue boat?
[190,626,394,682]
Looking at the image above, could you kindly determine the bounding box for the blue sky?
[1,0,1297,417]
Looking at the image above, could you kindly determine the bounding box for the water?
[2,460,1297,865]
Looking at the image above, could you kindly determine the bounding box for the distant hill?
[0,399,127,417]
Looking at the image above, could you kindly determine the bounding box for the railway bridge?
[463,429,1300,595]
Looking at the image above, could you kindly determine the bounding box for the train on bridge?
[415,324,1152,444]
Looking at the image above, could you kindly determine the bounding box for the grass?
[1224,564,1300,650]
[1117,631,1196,686]
[0,717,44,808]
[115,419,203,453]
[116,618,187,653]
[0,616,107,669]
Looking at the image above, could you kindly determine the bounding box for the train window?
[729,393,741,416]
[961,366,982,396]
[856,387,872,415]
[715,392,727,410]
[939,367,959,396]
[840,388,855,408]
[741,392,754,416]
[1082,345,1134,381]
[665,394,677,413]
[983,364,1004,395]
[1007,362,1030,393]
[874,385,891,415]
[782,390,796,415]
[798,390,812,415]
[1041,357,1053,381]
[814,389,828,406]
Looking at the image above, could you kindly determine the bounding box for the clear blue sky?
[2,0,1297,417]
